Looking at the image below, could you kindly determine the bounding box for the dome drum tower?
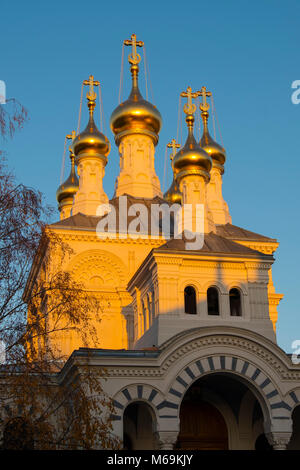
[198,86,231,225]
[72,76,110,216]
[110,34,162,199]
[173,87,214,234]
[56,131,79,220]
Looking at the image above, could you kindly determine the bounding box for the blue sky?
[1,0,299,352]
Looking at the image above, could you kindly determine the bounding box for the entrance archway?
[176,373,266,450]
[123,401,157,450]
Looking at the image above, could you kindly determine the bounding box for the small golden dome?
[73,114,110,162]
[110,64,162,146]
[56,153,79,205]
[173,114,212,183]
[73,77,110,162]
[200,110,226,173]
[164,178,182,204]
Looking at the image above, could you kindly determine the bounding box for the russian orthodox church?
[26,34,300,450]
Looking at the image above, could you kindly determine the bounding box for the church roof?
[51,211,105,230]
[51,199,275,242]
[50,197,275,257]
[50,195,167,232]
[215,223,276,242]
[155,232,272,257]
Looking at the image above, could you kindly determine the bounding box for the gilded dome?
[110,64,162,146]
[200,110,226,173]
[164,178,182,205]
[56,154,79,205]
[72,112,110,162]
[173,114,212,183]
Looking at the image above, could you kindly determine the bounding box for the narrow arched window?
[229,288,242,316]
[207,287,219,315]
[184,286,197,314]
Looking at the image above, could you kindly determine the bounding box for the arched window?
[207,287,219,315]
[229,288,242,316]
[184,286,197,314]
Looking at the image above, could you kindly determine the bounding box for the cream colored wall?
[229,239,283,333]
[43,228,165,357]
[129,252,276,348]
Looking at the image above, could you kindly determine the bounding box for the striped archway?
[161,354,292,423]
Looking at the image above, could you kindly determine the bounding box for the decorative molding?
[68,249,127,290]
[102,334,300,381]
[48,229,165,246]
[156,431,179,449]
[266,432,292,450]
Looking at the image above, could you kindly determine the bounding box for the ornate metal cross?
[198,86,212,112]
[181,86,198,115]
[167,138,180,161]
[83,75,100,102]
[66,130,76,141]
[66,130,76,153]
[124,33,144,65]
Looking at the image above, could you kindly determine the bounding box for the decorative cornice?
[46,227,165,246]
[86,332,300,381]
[234,240,279,255]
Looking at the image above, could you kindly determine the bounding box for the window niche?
[229,288,242,316]
[184,286,197,314]
[207,287,220,315]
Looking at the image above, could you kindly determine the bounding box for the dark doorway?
[176,399,228,450]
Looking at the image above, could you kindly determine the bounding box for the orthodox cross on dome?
[181,86,198,115]
[198,86,212,113]
[83,75,100,103]
[66,130,76,152]
[167,138,180,161]
[124,34,144,65]
[66,130,76,141]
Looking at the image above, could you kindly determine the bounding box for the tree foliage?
[0,98,28,140]
[0,103,119,449]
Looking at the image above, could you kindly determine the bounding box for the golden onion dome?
[110,64,162,146]
[73,77,110,163]
[73,114,110,162]
[164,178,182,204]
[173,114,212,183]
[56,153,79,206]
[200,110,226,173]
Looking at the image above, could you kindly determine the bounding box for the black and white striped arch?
[110,355,294,422]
